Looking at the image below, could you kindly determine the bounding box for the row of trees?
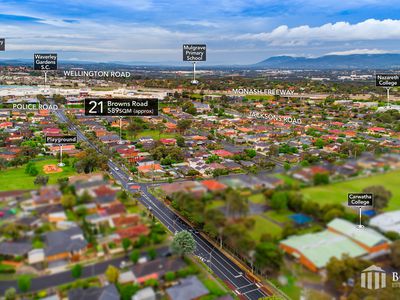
[170,190,283,275]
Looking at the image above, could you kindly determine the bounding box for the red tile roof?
[201,180,227,191]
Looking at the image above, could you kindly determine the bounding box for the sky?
[0,0,400,64]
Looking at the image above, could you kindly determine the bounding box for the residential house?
[166,276,209,300]
[44,227,88,263]
[68,284,120,300]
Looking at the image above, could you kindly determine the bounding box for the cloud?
[327,48,395,55]
[177,20,220,28]
[235,19,400,45]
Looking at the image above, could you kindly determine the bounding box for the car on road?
[128,177,133,181]
[161,249,172,257]
[115,167,119,171]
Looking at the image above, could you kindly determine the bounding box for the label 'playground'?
[84,98,158,116]
[46,136,77,144]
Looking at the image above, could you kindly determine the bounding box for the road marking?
[238,283,253,289]
[243,288,260,295]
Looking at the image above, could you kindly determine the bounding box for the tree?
[127,120,143,139]
[177,119,192,134]
[61,193,76,209]
[323,208,344,222]
[326,255,370,288]
[283,162,291,171]
[25,162,38,176]
[164,271,175,281]
[119,284,140,300]
[270,192,288,212]
[0,158,8,170]
[34,175,49,186]
[122,238,132,254]
[314,138,325,149]
[313,173,329,185]
[17,275,31,293]
[71,264,82,278]
[245,149,257,158]
[74,148,108,173]
[130,249,140,264]
[79,190,93,204]
[362,185,392,210]
[2,223,22,240]
[176,135,185,147]
[390,240,400,268]
[105,265,119,283]
[254,242,283,275]
[4,287,16,300]
[225,189,249,218]
[171,230,196,257]
[148,248,157,260]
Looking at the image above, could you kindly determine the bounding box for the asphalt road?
[51,108,270,299]
[0,247,169,294]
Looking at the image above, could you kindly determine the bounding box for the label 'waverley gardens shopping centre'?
[34,53,57,70]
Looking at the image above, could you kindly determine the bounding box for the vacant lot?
[133,130,177,141]
[249,215,283,241]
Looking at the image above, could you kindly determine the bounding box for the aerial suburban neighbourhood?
[1,1,400,300]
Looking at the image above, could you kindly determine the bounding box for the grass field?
[301,169,400,211]
[249,215,282,241]
[243,95,274,100]
[133,130,177,141]
[248,193,266,204]
[265,210,292,223]
[206,200,225,210]
[271,275,301,300]
[0,158,76,191]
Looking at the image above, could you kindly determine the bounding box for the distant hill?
[2,53,400,70]
[254,54,400,69]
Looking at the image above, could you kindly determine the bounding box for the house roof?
[117,224,149,240]
[201,180,227,191]
[212,149,234,157]
[44,227,87,257]
[68,284,119,300]
[327,218,390,248]
[133,287,155,300]
[166,276,209,300]
[280,230,367,269]
[0,241,32,256]
[370,211,400,233]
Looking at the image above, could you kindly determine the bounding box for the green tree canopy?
[171,230,196,257]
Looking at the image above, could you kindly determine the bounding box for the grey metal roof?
[0,241,32,256]
[166,276,208,300]
[68,284,119,300]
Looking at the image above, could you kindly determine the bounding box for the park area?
[301,169,400,211]
[0,157,76,191]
